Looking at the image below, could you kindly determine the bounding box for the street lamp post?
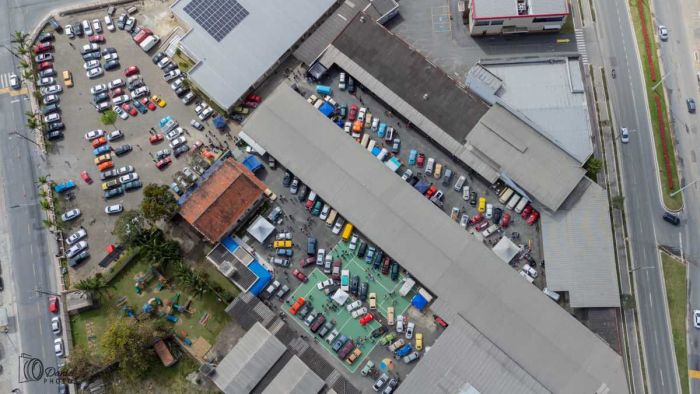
[670,179,699,197]
[33,288,61,297]
[9,130,39,148]
[629,266,655,273]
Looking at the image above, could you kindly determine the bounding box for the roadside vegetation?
[661,252,689,394]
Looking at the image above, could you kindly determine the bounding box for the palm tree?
[37,175,50,186]
[39,199,50,210]
[18,59,29,70]
[21,69,34,83]
[11,31,29,49]
[173,263,208,298]
[75,274,111,300]
[42,219,54,230]
[25,117,38,130]
[137,232,182,270]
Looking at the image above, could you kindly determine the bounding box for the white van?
[326,209,337,226]
[506,193,521,210]
[367,139,376,152]
[519,270,535,283]
[514,198,529,214]
[523,263,538,278]
[481,224,499,238]
[376,148,389,161]
[543,288,561,302]
[498,187,514,204]
[454,175,466,192]
[425,158,435,176]
[360,133,370,148]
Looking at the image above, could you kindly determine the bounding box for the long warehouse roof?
[241,83,628,394]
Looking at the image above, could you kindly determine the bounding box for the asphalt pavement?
[0,1,89,393]
[594,0,681,392]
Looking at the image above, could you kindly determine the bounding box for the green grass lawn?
[629,0,682,211]
[661,252,689,394]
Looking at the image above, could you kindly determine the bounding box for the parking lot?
[40,6,233,279]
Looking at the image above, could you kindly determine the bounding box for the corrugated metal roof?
[212,322,286,394]
[472,0,568,19]
[241,83,628,394]
[172,0,336,109]
[541,180,620,307]
[261,355,325,394]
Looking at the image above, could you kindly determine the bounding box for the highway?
[0,1,85,393]
[594,0,681,393]
[648,0,700,392]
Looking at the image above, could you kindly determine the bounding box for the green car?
[361,360,374,376]
[311,200,323,216]
[379,332,396,345]
[339,104,347,119]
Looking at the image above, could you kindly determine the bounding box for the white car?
[40,85,62,96]
[81,43,99,53]
[405,322,415,339]
[316,248,326,266]
[37,77,55,87]
[66,241,87,258]
[358,107,367,121]
[166,128,182,140]
[66,229,87,245]
[316,279,333,290]
[401,169,412,181]
[51,316,62,335]
[92,19,102,33]
[346,300,362,312]
[43,95,59,105]
[105,204,123,214]
[332,218,344,235]
[113,106,128,119]
[462,185,470,201]
[95,101,110,112]
[54,338,64,358]
[90,83,108,95]
[396,315,404,333]
[169,136,187,149]
[339,72,346,90]
[82,20,93,36]
[659,25,669,41]
[119,173,139,183]
[112,94,130,105]
[198,107,213,120]
[86,67,104,79]
[107,129,124,141]
[485,203,493,219]
[620,127,630,144]
[44,113,60,123]
[131,86,149,99]
[343,122,351,133]
[349,235,358,250]
[9,73,20,89]
[103,53,119,62]
[351,307,368,318]
[319,204,330,220]
[65,24,74,38]
[108,78,124,89]
[157,56,171,69]
[84,129,105,140]
[84,60,101,70]
[117,165,134,175]
[694,310,700,329]
[104,15,115,31]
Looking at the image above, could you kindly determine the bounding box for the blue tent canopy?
[242,155,263,173]
[248,261,272,296]
[213,115,226,130]
[319,102,334,117]
[411,293,428,311]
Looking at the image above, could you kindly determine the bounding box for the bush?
[101,109,117,125]
[178,61,190,72]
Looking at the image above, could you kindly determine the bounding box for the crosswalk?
[0,72,15,89]
[575,29,589,64]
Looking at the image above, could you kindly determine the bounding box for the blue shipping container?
[316,85,332,95]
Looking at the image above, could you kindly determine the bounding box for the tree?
[140,184,179,223]
[11,31,29,50]
[100,109,117,125]
[174,262,208,298]
[100,318,158,381]
[134,230,182,271]
[25,116,38,130]
[74,273,111,300]
[113,210,149,245]
[584,157,603,179]
[39,199,50,211]
[611,194,625,210]
[61,345,104,383]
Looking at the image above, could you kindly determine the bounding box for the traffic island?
[660,252,688,394]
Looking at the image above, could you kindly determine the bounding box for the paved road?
[594,0,681,393]
[648,1,700,392]
[0,1,86,393]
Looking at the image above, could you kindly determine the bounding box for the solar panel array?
[183,0,249,42]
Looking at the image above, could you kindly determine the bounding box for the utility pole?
[9,130,39,148]
[670,178,699,197]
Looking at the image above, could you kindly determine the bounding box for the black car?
[493,207,503,224]
[113,144,132,156]
[173,144,190,158]
[152,52,166,64]
[359,281,368,301]
[38,32,55,42]
[347,76,355,93]
[174,86,189,97]
[390,262,399,281]
[69,250,90,267]
[357,242,367,258]
[46,121,64,132]
[373,250,384,269]
[371,326,387,338]
[663,212,681,226]
[104,186,125,199]
[42,103,60,115]
[104,60,120,71]
[162,63,178,73]
[318,321,335,338]
[127,78,144,90]
[38,68,56,78]
[100,169,119,181]
[0,276,4,291]
[117,14,127,30]
[102,47,117,55]
[93,93,109,104]
[282,171,292,187]
[82,51,101,61]
[297,303,312,319]
[408,176,419,186]
[297,184,309,202]
[687,98,696,113]
[350,275,360,295]
[46,130,63,140]
[73,22,83,36]
[469,191,477,206]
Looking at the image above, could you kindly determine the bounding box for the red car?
[89,34,105,43]
[246,94,262,103]
[48,296,59,313]
[520,204,533,219]
[292,269,308,283]
[300,256,316,268]
[149,133,164,144]
[500,212,511,228]
[359,313,374,326]
[527,210,540,225]
[243,101,258,108]
[155,156,172,169]
[37,61,53,71]
[475,221,489,231]
[434,314,449,328]
[469,213,483,225]
[348,104,358,121]
[91,136,107,148]
[111,87,125,97]
[416,153,425,168]
[80,170,93,184]
[424,185,437,198]
[124,66,139,77]
[121,103,137,117]
[141,97,156,111]
[34,43,52,54]
[289,297,305,315]
[132,28,152,44]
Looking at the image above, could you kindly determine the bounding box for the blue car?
[396,344,412,358]
[92,145,111,156]
[53,180,76,193]
[276,248,293,257]
[159,115,173,128]
[336,118,345,128]
[377,123,387,138]
[132,100,147,114]
[408,149,417,165]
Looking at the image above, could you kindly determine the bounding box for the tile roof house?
[180,158,267,242]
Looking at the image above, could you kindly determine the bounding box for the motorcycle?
[612,68,616,79]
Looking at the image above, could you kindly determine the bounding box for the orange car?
[91,136,107,148]
[289,297,305,315]
[97,161,114,172]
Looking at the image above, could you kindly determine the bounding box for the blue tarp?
[248,261,271,296]
[411,293,428,311]
[242,155,263,173]
[222,236,239,253]
[213,115,226,130]
[371,147,381,156]
[319,102,334,117]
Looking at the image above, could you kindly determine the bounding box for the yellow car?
[273,240,292,248]
[151,95,166,108]
[62,70,73,87]
[478,197,486,213]
[415,332,423,351]
[101,179,120,191]
[94,153,112,165]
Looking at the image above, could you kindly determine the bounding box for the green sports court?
[282,241,415,372]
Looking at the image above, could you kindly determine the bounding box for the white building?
[467,0,569,35]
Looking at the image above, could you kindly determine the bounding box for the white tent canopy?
[331,289,349,306]
[492,237,521,264]
[247,216,275,244]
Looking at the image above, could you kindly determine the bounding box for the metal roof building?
[210,322,286,394]
[261,355,324,394]
[315,14,585,211]
[471,0,569,18]
[241,83,628,394]
[541,179,620,307]
[172,0,336,110]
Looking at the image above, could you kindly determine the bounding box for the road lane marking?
[689,370,700,379]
